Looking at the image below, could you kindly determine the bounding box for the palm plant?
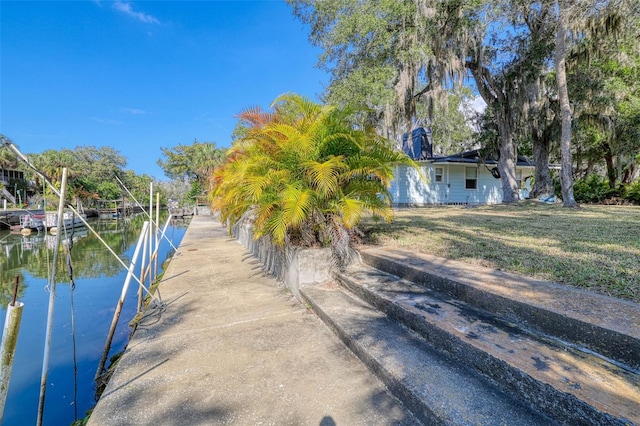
[27,149,87,209]
[192,142,226,189]
[211,93,417,262]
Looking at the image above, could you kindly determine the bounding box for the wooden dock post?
[0,278,24,423]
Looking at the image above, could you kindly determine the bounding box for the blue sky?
[1,0,328,179]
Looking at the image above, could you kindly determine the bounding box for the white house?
[390,128,535,206]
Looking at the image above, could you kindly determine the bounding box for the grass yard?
[359,203,640,303]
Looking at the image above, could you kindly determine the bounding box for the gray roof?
[431,148,535,167]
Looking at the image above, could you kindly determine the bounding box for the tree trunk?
[576,145,584,178]
[467,62,518,203]
[555,0,579,207]
[622,163,635,184]
[496,118,520,203]
[526,78,554,199]
[531,135,554,198]
[630,164,639,183]
[585,160,595,177]
[616,152,623,187]
[604,144,616,189]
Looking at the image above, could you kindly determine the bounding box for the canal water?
[0,213,189,425]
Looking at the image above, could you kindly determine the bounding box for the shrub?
[211,93,417,258]
[573,175,616,203]
[623,179,640,203]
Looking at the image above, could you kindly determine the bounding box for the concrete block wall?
[283,247,333,300]
[231,214,333,300]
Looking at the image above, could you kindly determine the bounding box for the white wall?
[391,164,443,205]
[447,165,502,204]
[390,163,534,205]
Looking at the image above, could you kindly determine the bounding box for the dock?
[0,208,45,231]
[88,215,416,425]
[96,199,134,219]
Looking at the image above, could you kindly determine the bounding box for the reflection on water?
[0,213,189,425]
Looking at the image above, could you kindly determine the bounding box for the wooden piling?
[0,278,24,422]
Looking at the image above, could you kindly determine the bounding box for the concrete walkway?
[88,215,418,426]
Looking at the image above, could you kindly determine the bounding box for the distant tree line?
[0,144,160,209]
[157,140,227,205]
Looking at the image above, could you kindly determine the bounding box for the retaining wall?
[231,215,333,300]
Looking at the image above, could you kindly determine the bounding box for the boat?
[17,213,46,234]
[46,210,87,234]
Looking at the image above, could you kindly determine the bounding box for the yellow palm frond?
[280,182,313,227]
[336,197,366,229]
[263,209,287,245]
[302,156,348,198]
[210,92,421,251]
[254,201,278,231]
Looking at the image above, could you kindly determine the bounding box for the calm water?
[0,213,189,425]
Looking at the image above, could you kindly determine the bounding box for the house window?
[465,167,477,189]
[435,167,444,183]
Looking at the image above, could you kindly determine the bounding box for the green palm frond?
[319,131,361,158]
[344,177,389,198]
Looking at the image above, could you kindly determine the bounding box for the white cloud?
[121,107,149,115]
[457,95,487,132]
[470,95,487,115]
[112,1,160,24]
[90,117,123,125]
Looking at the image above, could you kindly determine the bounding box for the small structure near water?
[96,199,133,219]
[168,206,194,218]
[17,213,45,233]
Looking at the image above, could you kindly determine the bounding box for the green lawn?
[359,203,640,303]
